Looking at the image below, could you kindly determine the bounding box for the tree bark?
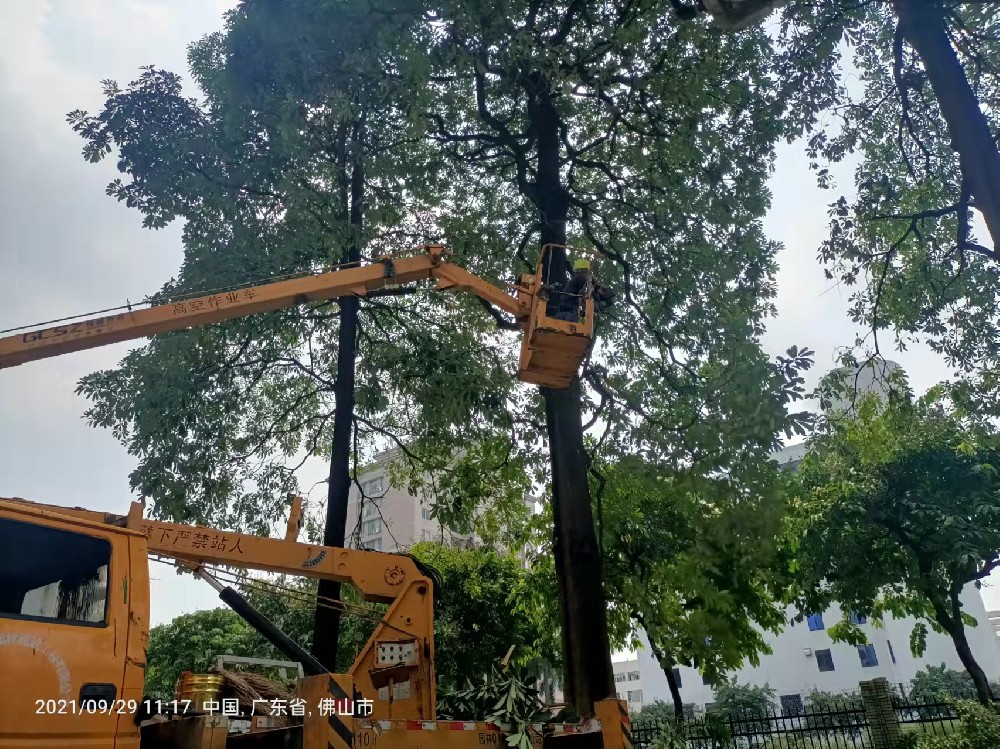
[311,125,364,671]
[640,624,684,722]
[934,593,993,707]
[530,76,615,715]
[664,665,684,723]
[946,622,994,706]
[893,0,1000,249]
[938,595,995,706]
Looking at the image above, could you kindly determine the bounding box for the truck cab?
[0,499,149,748]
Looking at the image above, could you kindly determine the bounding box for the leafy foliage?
[600,455,792,690]
[772,2,1000,384]
[145,607,274,700]
[635,700,677,724]
[650,713,730,749]
[802,690,864,735]
[436,662,551,749]
[408,542,559,689]
[788,385,1000,703]
[904,700,1000,749]
[908,664,1000,704]
[710,678,777,722]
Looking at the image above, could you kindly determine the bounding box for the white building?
[635,361,1000,714]
[343,448,477,552]
[613,659,644,712]
[988,610,1000,646]
[637,590,1000,715]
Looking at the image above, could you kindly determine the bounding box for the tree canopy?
[599,453,795,718]
[65,0,818,710]
[788,385,1000,704]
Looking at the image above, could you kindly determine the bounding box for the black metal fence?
[631,702,871,749]
[894,700,961,736]
[631,698,978,748]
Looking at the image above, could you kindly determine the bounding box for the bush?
[635,699,677,724]
[907,700,1000,749]
[802,690,865,735]
[909,664,978,703]
[650,713,729,749]
[709,678,775,733]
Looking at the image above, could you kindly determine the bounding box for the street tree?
[687,2,1000,395]
[600,453,795,720]
[421,0,812,710]
[69,0,816,710]
[68,0,532,669]
[788,387,1000,705]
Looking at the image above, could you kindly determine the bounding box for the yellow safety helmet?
[572,258,591,272]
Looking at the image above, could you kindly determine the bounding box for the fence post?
[860,677,902,749]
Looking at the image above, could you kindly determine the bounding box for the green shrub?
[802,689,864,734]
[710,677,776,732]
[907,700,1000,749]
[650,713,729,749]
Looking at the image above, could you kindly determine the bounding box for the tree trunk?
[893,0,1000,249]
[310,126,364,671]
[640,625,684,722]
[530,76,615,715]
[664,665,684,723]
[937,594,995,706]
[947,622,993,706]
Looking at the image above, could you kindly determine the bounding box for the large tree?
[69,0,529,669]
[70,0,813,711]
[788,386,1000,705]
[420,0,810,710]
[690,2,1000,393]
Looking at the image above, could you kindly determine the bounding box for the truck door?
[0,513,129,748]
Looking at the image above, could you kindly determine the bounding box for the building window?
[702,673,712,685]
[421,506,432,520]
[627,690,642,704]
[780,694,803,717]
[671,668,682,688]
[362,476,385,495]
[369,538,382,551]
[849,611,867,625]
[364,519,382,536]
[421,529,432,542]
[858,644,879,668]
[816,649,835,672]
[887,640,896,664]
[362,501,378,519]
[807,613,825,631]
[628,672,640,681]
[614,674,625,683]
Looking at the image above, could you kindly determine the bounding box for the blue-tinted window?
[858,644,878,668]
[807,613,825,631]
[816,649,835,672]
[849,611,867,625]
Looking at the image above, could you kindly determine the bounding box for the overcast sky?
[1,1,998,633]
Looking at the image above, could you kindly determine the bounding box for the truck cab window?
[0,518,110,625]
